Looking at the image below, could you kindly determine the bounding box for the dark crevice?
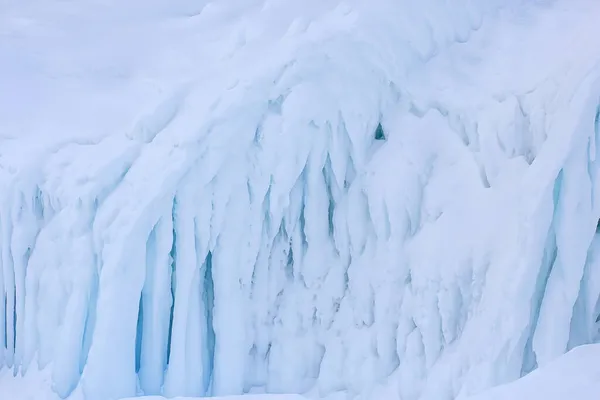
[286,244,295,281]
[298,167,309,253]
[135,294,144,374]
[298,203,307,258]
[262,182,273,236]
[203,251,216,393]
[12,290,16,353]
[322,156,337,238]
[374,122,386,141]
[166,202,178,367]
[253,124,264,146]
[521,171,562,376]
[275,222,294,281]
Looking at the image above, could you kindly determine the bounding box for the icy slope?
[462,344,600,400]
[2,1,600,400]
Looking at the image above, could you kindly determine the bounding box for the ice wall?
[2,1,600,400]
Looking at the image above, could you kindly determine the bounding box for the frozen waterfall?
[2,1,600,400]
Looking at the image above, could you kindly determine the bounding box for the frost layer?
[2,1,600,400]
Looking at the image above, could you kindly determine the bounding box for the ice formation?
[2,0,600,400]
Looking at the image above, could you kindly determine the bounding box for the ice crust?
[2,1,600,400]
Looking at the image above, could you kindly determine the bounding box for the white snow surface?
[462,344,600,400]
[2,0,600,400]
[120,395,308,400]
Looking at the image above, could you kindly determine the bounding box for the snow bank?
[462,344,600,400]
[2,1,600,400]
[0,361,84,400]
[120,395,306,400]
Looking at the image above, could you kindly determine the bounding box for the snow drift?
[462,344,600,400]
[2,1,600,400]
[124,345,600,400]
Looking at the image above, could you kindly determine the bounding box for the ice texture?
[2,0,600,400]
